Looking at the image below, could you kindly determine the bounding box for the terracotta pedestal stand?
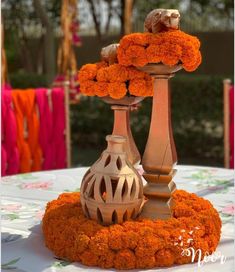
[138,64,182,220]
[102,96,144,166]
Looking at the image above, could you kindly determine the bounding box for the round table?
[1,165,234,272]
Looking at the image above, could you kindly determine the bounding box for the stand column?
[112,105,140,166]
[141,75,177,219]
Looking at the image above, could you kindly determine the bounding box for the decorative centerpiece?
[42,8,222,270]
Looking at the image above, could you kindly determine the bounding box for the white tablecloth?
[1,165,234,272]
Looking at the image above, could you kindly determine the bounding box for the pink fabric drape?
[36,88,53,170]
[1,89,20,175]
[229,86,234,169]
[51,87,67,169]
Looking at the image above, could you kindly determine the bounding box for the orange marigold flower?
[114,249,136,270]
[78,64,98,82]
[155,249,175,267]
[93,82,109,97]
[97,249,115,268]
[74,234,90,253]
[125,45,148,67]
[136,255,156,269]
[147,32,162,45]
[116,48,130,66]
[129,78,153,97]
[97,64,128,83]
[128,66,146,80]
[135,235,162,257]
[80,250,99,266]
[183,51,202,72]
[108,82,127,99]
[118,45,148,67]
[109,230,123,250]
[146,44,162,63]
[89,232,109,256]
[80,80,96,96]
[106,64,129,82]
[122,231,139,249]
[161,42,182,66]
[96,67,109,82]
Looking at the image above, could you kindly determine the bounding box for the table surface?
[1,165,234,272]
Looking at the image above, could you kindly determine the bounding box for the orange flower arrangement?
[78,29,201,98]
[42,190,221,270]
[78,62,154,99]
[117,30,202,72]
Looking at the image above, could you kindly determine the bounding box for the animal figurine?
[144,9,180,33]
[101,43,119,65]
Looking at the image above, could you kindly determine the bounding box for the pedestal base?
[140,192,175,220]
[140,170,177,219]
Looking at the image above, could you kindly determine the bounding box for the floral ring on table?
[42,190,221,270]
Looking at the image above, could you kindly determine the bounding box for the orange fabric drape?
[12,89,42,172]
[12,91,31,173]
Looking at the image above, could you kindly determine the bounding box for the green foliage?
[71,75,229,166]
[9,73,48,88]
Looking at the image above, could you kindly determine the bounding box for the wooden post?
[1,22,8,86]
[124,0,133,34]
[63,81,72,168]
[137,63,182,220]
[223,79,231,169]
[53,80,71,168]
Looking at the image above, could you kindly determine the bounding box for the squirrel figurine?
[101,43,119,65]
[144,9,180,33]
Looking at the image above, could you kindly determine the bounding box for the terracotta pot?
[80,135,144,225]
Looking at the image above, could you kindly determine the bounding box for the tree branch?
[32,0,52,28]
[87,0,102,40]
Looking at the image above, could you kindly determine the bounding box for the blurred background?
[2,0,234,167]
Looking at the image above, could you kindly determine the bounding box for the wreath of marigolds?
[42,190,221,270]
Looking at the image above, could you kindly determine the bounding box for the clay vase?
[80,135,144,225]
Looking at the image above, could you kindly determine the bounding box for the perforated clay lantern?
[80,135,144,225]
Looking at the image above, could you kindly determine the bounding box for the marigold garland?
[117,30,202,71]
[42,189,221,270]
